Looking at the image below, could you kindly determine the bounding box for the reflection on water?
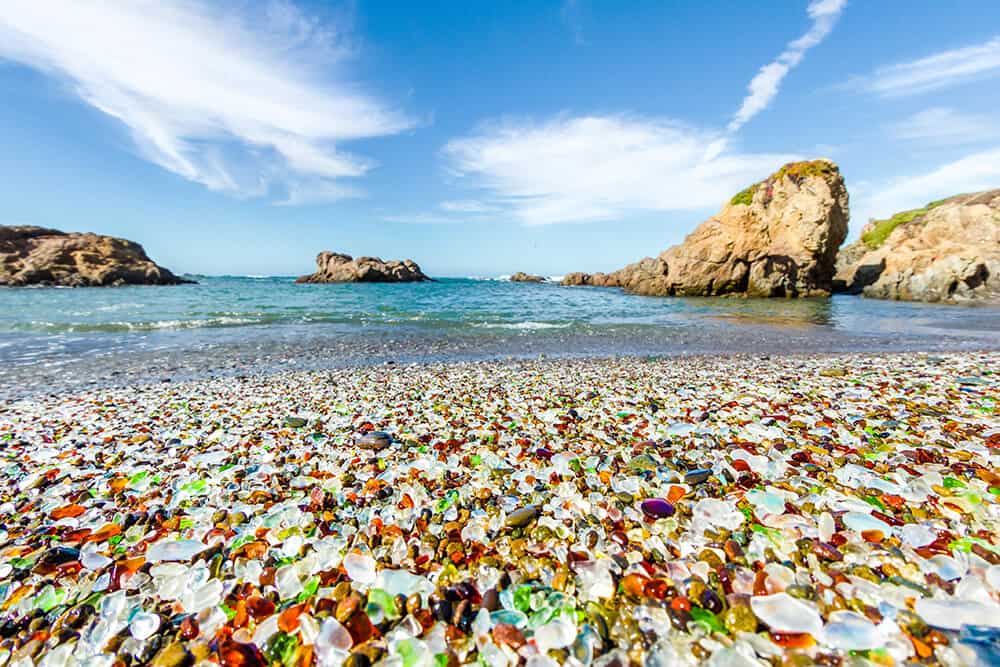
[688,297,835,327]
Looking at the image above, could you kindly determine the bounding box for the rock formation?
[0,226,191,287]
[561,160,849,297]
[509,272,547,283]
[296,252,430,283]
[834,189,1000,302]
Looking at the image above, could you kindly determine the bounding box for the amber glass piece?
[344,610,377,644]
[278,603,304,633]
[218,640,266,667]
[769,632,816,649]
[621,573,648,597]
[50,504,87,520]
[861,529,884,543]
[85,523,122,544]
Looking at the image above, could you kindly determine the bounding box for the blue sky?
[2,1,1000,277]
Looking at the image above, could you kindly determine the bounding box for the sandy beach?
[1,351,998,666]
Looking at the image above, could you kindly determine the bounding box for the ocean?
[2,276,998,397]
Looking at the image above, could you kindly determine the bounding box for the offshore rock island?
[0,226,191,287]
[296,252,430,284]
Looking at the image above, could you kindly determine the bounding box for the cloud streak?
[0,0,412,203]
[891,107,1000,146]
[850,36,1000,97]
[728,0,847,132]
[854,147,1000,225]
[443,115,797,225]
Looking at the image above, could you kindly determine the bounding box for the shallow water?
[1,276,998,398]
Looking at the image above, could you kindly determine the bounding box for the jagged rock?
[296,252,430,283]
[509,272,547,283]
[0,226,191,287]
[561,160,849,297]
[834,189,1000,302]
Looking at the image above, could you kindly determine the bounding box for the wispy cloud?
[853,147,1000,225]
[891,107,1000,146]
[439,200,498,214]
[0,0,412,203]
[848,36,1000,97]
[727,0,847,132]
[443,115,796,225]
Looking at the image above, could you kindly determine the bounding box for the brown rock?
[0,226,192,287]
[561,160,849,297]
[296,251,430,283]
[509,271,547,283]
[834,189,1000,302]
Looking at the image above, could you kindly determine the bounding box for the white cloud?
[443,115,797,225]
[382,213,468,225]
[850,36,1000,97]
[891,107,1000,146]
[0,0,411,203]
[439,200,498,213]
[853,147,1000,225]
[728,0,847,132]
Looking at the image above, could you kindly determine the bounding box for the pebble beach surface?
[1,352,998,666]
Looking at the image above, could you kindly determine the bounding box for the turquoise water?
[1,276,998,395]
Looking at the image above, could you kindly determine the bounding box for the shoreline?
[1,351,997,664]
[3,324,999,402]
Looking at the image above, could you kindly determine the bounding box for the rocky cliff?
[561,160,849,297]
[296,252,430,283]
[834,189,1000,302]
[0,226,191,287]
[509,272,547,283]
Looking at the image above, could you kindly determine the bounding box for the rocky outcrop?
[296,252,430,283]
[834,190,1000,302]
[0,226,191,287]
[509,272,547,283]
[561,160,849,297]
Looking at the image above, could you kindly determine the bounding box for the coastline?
[1,351,997,664]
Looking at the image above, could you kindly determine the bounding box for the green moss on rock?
[773,160,838,182]
[729,160,838,207]
[861,198,949,249]
[730,184,757,206]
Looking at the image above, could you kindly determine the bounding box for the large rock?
[509,272,547,283]
[0,226,191,287]
[296,251,430,283]
[561,160,849,297]
[834,189,1000,302]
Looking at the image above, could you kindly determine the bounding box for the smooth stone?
[901,524,937,548]
[145,540,207,563]
[343,552,377,586]
[915,598,1000,630]
[821,610,883,650]
[750,593,823,636]
[285,416,308,428]
[842,511,892,535]
[684,468,712,485]
[357,431,392,450]
[506,506,540,528]
[627,454,659,472]
[745,489,786,516]
[639,498,675,519]
[129,611,162,641]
